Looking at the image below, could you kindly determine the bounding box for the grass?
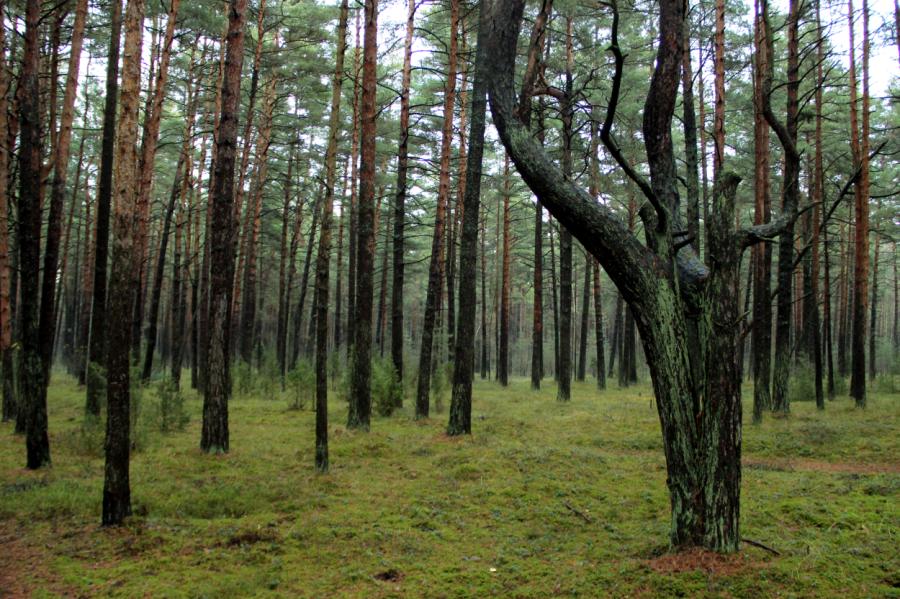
[0,373,898,598]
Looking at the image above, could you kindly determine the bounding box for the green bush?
[372,358,403,417]
[431,362,452,414]
[155,379,189,432]
[286,360,315,411]
[788,365,817,403]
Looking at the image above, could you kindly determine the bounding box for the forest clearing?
[1,376,898,597]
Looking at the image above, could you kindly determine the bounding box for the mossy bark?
[484,0,750,552]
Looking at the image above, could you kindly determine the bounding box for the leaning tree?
[483,0,795,552]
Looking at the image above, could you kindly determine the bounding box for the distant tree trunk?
[810,0,825,408]
[849,0,870,407]
[592,260,605,389]
[103,0,145,525]
[391,0,415,382]
[314,0,349,470]
[85,0,123,419]
[556,17,574,402]
[346,14,361,356]
[290,192,321,368]
[837,221,850,377]
[822,225,836,398]
[609,293,622,377]
[348,0,378,430]
[39,0,88,386]
[577,253,590,382]
[498,157,511,387]
[415,0,458,419]
[549,222,559,379]
[480,204,489,379]
[229,0,267,340]
[375,208,391,357]
[682,11,700,253]
[239,77,277,364]
[448,0,488,435]
[751,0,772,423]
[276,147,296,388]
[131,0,180,367]
[0,0,14,423]
[141,151,187,382]
[170,69,199,388]
[17,0,51,468]
[765,0,800,415]
[202,0,250,454]
[868,236,878,381]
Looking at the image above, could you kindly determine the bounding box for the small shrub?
[372,358,403,417]
[234,361,254,398]
[788,366,816,403]
[156,379,189,432]
[431,362,452,414]
[286,360,315,410]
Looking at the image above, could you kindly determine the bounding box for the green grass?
[1,374,898,598]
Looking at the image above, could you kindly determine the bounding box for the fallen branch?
[563,500,593,524]
[742,538,781,555]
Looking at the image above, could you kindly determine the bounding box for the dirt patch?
[374,568,403,582]
[646,548,764,576]
[744,458,900,474]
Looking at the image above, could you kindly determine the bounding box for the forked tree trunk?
[484,0,778,552]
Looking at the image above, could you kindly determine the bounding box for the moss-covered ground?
[1,374,897,597]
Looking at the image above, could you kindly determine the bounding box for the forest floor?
[0,374,898,598]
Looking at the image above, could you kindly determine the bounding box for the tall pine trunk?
[202,0,250,454]
[347,0,378,430]
[414,0,458,419]
[103,0,145,525]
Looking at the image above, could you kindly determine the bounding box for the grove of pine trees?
[0,0,897,585]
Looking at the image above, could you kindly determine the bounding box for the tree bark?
[391,0,416,382]
[314,0,349,470]
[103,0,145,525]
[484,0,761,552]
[448,0,489,435]
[348,0,378,430]
[39,0,88,385]
[499,156,511,387]
[414,0,457,419]
[765,0,801,414]
[17,0,51,468]
[592,260,605,389]
[849,0,870,406]
[85,0,123,419]
[0,0,14,422]
[751,0,772,422]
[202,0,250,454]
